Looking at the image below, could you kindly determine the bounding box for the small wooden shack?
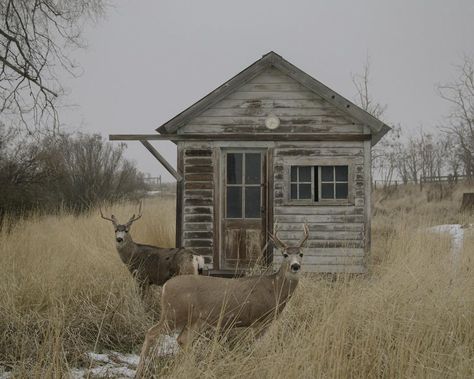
[111,51,390,275]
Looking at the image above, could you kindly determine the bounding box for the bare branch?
[0,0,106,132]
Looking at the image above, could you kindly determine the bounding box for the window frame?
[224,150,264,219]
[319,166,350,200]
[286,159,354,206]
[290,166,314,201]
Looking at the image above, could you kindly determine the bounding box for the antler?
[298,224,310,248]
[100,207,116,222]
[127,201,143,225]
[268,225,288,250]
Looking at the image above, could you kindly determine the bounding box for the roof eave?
[156,51,392,140]
[371,123,391,146]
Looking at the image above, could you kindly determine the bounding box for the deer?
[100,202,204,294]
[135,224,309,378]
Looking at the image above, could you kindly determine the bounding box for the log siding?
[181,147,215,264]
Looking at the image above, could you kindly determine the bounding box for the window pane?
[321,166,334,182]
[226,187,242,218]
[245,153,261,184]
[299,183,312,199]
[245,186,261,218]
[335,166,348,181]
[299,166,312,182]
[291,166,297,182]
[321,183,334,199]
[227,153,242,184]
[336,183,348,199]
[291,184,298,199]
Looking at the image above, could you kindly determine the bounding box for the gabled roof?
[157,51,391,145]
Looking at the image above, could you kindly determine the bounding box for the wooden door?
[221,151,266,270]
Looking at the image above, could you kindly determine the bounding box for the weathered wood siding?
[273,141,368,273]
[176,67,371,274]
[181,147,215,265]
[178,67,368,135]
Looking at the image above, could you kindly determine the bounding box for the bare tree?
[0,0,106,132]
[352,55,387,119]
[438,55,474,179]
[352,56,400,187]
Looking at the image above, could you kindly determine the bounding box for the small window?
[290,165,349,202]
[321,166,349,200]
[290,166,313,200]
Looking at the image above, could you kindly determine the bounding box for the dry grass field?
[1,185,474,378]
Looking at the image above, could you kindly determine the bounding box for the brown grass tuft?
[0,188,473,378]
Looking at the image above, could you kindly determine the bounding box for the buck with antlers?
[100,202,204,294]
[135,224,309,378]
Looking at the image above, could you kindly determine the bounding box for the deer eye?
[283,253,289,258]
[125,230,129,233]
[299,253,303,257]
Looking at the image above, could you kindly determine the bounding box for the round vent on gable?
[265,114,280,130]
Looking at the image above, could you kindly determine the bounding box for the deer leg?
[135,321,167,379]
[177,320,203,350]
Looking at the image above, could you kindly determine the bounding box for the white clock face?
[265,115,280,130]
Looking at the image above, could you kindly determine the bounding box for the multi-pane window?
[226,152,262,218]
[290,166,313,200]
[290,165,349,201]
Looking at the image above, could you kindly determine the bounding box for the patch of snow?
[0,366,12,379]
[89,364,135,378]
[69,368,87,379]
[111,352,140,366]
[87,352,111,363]
[69,334,179,378]
[427,224,469,270]
[146,190,161,196]
[156,333,179,356]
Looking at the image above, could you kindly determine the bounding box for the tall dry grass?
[0,186,473,378]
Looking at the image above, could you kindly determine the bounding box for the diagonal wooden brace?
[139,140,183,182]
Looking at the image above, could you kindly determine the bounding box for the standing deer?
[100,203,204,294]
[135,224,309,378]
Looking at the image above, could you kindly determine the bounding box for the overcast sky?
[61,0,474,181]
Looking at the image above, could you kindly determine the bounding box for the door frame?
[218,148,268,271]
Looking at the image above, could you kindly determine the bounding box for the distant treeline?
[0,125,147,224]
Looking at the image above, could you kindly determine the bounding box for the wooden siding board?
[184,157,212,165]
[275,223,364,232]
[274,255,364,265]
[182,147,215,268]
[183,223,212,232]
[212,99,333,109]
[182,123,364,135]
[184,182,214,190]
[276,231,363,241]
[274,206,364,215]
[271,140,368,272]
[180,68,365,136]
[303,248,365,257]
[200,107,342,117]
[225,90,321,101]
[184,206,213,215]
